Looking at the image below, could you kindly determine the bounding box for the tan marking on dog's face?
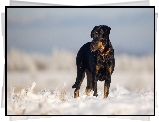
[91,40,105,52]
[98,42,105,53]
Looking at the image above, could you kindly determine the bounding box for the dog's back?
[76,42,96,73]
[72,42,95,90]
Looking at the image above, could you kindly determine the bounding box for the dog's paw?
[93,93,98,97]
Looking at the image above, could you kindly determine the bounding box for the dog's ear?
[101,25,111,34]
[90,26,99,38]
[107,26,111,34]
[101,25,111,39]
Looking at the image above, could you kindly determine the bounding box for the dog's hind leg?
[85,69,92,95]
[93,81,98,97]
[72,63,85,88]
[73,70,85,98]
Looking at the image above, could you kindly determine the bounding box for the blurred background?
[7,8,154,95]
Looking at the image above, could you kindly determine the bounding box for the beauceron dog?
[72,25,115,98]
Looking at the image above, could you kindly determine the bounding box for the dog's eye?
[95,32,98,34]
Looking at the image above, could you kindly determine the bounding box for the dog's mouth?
[90,39,105,52]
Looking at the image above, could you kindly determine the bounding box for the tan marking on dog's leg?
[104,86,108,98]
[74,72,85,98]
[74,89,79,98]
[104,82,110,98]
[85,89,91,95]
[79,72,85,86]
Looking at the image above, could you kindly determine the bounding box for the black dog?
[72,25,115,98]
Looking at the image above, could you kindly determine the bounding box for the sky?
[7,7,154,56]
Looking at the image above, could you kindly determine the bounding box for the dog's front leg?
[104,73,111,98]
[104,81,110,98]
[92,73,98,97]
[92,63,98,97]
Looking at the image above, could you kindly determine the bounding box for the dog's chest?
[95,54,110,81]
[97,54,109,67]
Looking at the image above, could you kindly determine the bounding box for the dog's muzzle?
[90,38,103,51]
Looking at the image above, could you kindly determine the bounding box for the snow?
[7,82,154,115]
[6,49,154,119]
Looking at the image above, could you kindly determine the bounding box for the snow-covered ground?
[7,82,154,116]
[6,49,154,117]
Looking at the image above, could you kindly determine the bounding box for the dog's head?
[90,25,111,52]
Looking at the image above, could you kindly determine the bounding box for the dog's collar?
[98,48,110,57]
